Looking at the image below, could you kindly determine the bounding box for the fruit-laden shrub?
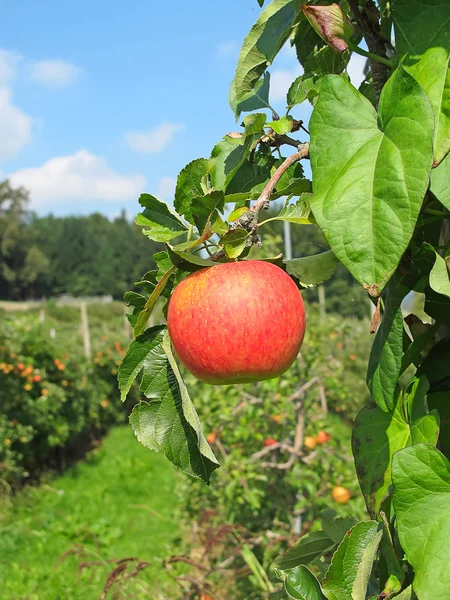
[0,316,135,484]
[169,309,371,597]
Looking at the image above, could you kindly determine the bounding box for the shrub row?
[0,316,136,484]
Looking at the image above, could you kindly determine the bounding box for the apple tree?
[119,1,450,597]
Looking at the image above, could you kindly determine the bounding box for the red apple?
[316,430,331,444]
[167,260,306,384]
[263,438,278,447]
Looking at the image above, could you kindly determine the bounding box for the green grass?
[0,426,181,599]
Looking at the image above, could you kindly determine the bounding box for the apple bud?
[301,3,353,54]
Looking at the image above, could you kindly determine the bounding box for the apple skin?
[167,260,306,385]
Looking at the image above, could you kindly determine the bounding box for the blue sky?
[0,1,366,218]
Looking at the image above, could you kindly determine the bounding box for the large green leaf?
[431,151,450,210]
[119,327,219,483]
[272,531,335,571]
[309,69,434,292]
[284,251,339,288]
[353,378,439,518]
[404,48,450,166]
[135,194,187,242]
[229,0,301,117]
[393,444,450,600]
[393,0,450,57]
[366,288,404,413]
[281,566,326,600]
[322,521,382,600]
[393,0,450,164]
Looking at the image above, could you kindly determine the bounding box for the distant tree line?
[0,180,160,300]
[0,180,369,317]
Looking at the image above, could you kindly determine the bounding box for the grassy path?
[0,426,181,599]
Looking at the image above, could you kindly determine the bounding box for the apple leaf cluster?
[118,0,450,597]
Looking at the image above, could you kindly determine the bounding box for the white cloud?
[124,122,184,154]
[346,52,368,88]
[217,40,238,58]
[29,59,82,88]
[8,150,146,210]
[0,87,32,160]
[270,67,303,103]
[0,50,21,83]
[156,176,176,201]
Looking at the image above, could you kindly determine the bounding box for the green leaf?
[230,72,272,118]
[284,251,339,288]
[243,112,267,135]
[211,213,229,235]
[263,195,314,225]
[174,159,210,222]
[322,521,382,600]
[189,190,225,234]
[229,0,301,117]
[224,160,272,201]
[228,206,250,222]
[135,194,187,242]
[267,115,294,135]
[221,229,249,259]
[393,444,450,600]
[272,531,335,571]
[210,134,264,192]
[154,251,174,279]
[393,0,450,58]
[429,249,450,299]
[424,286,450,326]
[309,69,434,292]
[320,510,356,545]
[393,0,450,164]
[367,290,404,413]
[392,586,413,600]
[352,378,439,518]
[168,248,217,268]
[404,48,450,167]
[123,328,219,483]
[124,291,147,326]
[431,151,450,210]
[287,74,316,109]
[118,325,166,401]
[294,14,325,72]
[283,566,326,600]
[133,266,177,337]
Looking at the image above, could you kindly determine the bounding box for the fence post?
[318,285,326,320]
[80,302,92,359]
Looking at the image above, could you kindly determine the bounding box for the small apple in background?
[206,433,217,444]
[167,261,306,385]
[316,430,331,444]
[332,486,351,504]
[304,436,317,450]
[263,438,278,447]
